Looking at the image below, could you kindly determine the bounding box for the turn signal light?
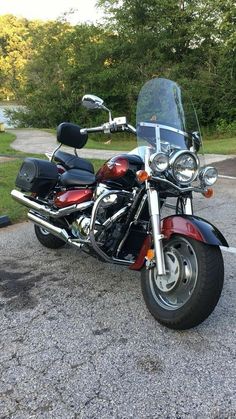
[136,170,150,183]
[203,188,214,198]
[146,249,154,260]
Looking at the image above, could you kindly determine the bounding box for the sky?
[0,0,104,24]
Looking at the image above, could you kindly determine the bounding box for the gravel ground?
[0,175,236,418]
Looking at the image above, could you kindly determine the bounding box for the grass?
[203,137,236,155]
[0,132,105,224]
[0,132,18,155]
[0,159,28,223]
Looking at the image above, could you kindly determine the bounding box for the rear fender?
[129,215,228,271]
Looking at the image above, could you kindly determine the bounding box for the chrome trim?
[102,206,130,228]
[169,150,199,185]
[127,124,136,134]
[116,221,135,257]
[169,149,199,166]
[139,122,190,138]
[183,198,193,215]
[134,194,147,222]
[28,212,86,249]
[89,189,133,263]
[11,189,93,218]
[152,176,204,193]
[50,143,62,162]
[147,186,166,276]
[150,152,169,173]
[199,166,218,186]
[28,212,70,241]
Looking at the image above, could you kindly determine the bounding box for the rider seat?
[60,169,96,186]
[54,150,94,173]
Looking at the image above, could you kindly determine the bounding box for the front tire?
[141,235,224,330]
[34,225,66,249]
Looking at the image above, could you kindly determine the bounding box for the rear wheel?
[34,225,66,249]
[141,235,224,330]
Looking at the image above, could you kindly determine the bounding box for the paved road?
[10,129,124,160]
[9,129,236,165]
[0,176,236,418]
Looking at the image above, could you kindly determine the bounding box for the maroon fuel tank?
[96,154,143,188]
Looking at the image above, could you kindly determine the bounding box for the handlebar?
[80,120,136,136]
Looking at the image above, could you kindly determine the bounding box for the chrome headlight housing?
[170,151,199,185]
[150,152,169,173]
[199,166,218,186]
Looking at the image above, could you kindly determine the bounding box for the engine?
[71,183,132,255]
[71,216,92,239]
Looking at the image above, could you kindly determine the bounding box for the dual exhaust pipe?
[11,189,92,218]
[11,189,91,248]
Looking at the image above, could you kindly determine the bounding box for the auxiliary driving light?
[199,166,218,186]
[150,152,169,173]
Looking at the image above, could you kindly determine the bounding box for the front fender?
[162,215,228,247]
[129,215,228,271]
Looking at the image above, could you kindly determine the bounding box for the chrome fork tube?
[147,184,166,276]
[183,197,193,215]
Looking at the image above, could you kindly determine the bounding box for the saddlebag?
[15,158,59,197]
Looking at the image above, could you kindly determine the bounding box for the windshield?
[136,78,202,159]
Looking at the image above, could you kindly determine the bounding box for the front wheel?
[141,235,224,330]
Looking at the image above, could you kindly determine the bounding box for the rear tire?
[34,225,66,249]
[141,235,224,330]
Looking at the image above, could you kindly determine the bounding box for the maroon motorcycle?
[11,78,228,329]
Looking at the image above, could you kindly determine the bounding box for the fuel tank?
[54,189,93,208]
[96,154,143,189]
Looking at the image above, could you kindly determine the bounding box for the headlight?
[150,152,169,173]
[199,166,218,186]
[170,151,199,185]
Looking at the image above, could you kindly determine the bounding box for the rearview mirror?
[82,94,104,110]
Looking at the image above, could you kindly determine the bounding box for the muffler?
[28,212,70,241]
[11,189,92,218]
[28,212,83,249]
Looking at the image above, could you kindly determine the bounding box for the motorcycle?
[11,78,228,330]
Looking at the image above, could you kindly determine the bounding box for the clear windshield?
[136,78,202,159]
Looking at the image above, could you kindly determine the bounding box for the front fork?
[146,183,193,276]
[146,183,166,276]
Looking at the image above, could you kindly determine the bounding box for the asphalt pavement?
[1,128,236,417]
[0,174,236,418]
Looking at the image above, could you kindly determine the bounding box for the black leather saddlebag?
[15,158,59,196]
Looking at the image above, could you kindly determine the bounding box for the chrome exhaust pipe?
[11,189,93,218]
[28,212,84,249]
[28,212,70,242]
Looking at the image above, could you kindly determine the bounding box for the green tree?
[0,15,34,100]
[97,0,236,126]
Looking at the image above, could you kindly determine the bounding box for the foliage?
[216,119,236,136]
[0,1,235,130]
[0,15,41,100]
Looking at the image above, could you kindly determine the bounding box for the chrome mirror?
[82,94,104,110]
[82,94,112,122]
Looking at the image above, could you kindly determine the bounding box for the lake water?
[0,104,21,128]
